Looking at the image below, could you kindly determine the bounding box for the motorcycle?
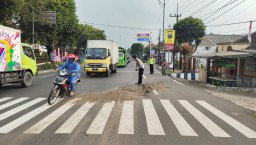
[48,68,81,105]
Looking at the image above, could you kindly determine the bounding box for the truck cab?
[84,40,118,77]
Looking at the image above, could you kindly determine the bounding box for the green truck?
[117,47,127,67]
[0,25,37,88]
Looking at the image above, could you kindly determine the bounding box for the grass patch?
[252,112,256,119]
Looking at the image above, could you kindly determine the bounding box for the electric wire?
[202,0,240,21]
[205,0,246,24]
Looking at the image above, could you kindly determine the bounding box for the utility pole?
[158,0,166,65]
[170,3,181,72]
[158,29,161,66]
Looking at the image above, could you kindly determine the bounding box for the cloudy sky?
[75,0,256,48]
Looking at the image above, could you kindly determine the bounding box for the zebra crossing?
[0,97,256,138]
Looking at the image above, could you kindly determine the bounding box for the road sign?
[137,38,149,41]
[137,33,150,42]
[42,11,56,24]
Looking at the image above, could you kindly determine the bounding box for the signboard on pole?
[164,29,175,50]
[50,52,56,62]
[137,33,150,42]
[42,11,56,24]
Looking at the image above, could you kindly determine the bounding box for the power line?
[206,20,256,27]
[81,22,159,31]
[220,26,256,33]
[202,0,240,21]
[220,0,256,24]
[205,0,246,24]
[189,0,218,16]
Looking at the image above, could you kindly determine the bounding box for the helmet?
[67,54,76,63]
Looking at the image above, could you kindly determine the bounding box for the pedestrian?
[133,54,144,85]
[149,55,154,74]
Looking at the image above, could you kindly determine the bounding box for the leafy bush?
[37,62,64,71]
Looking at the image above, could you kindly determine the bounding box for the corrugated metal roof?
[193,51,253,58]
[199,34,243,47]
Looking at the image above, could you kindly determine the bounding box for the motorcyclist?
[58,54,80,96]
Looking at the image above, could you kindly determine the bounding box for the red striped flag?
[248,21,252,43]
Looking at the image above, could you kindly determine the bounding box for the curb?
[38,69,55,74]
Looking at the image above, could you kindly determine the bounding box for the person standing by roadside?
[133,55,144,84]
[149,55,154,74]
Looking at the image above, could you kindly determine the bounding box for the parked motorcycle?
[48,68,80,105]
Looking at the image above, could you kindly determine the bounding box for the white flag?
[248,21,252,43]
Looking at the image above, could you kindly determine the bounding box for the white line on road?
[0,99,63,133]
[143,99,165,135]
[0,97,13,103]
[39,74,55,79]
[197,101,256,138]
[24,98,78,134]
[173,80,185,86]
[153,90,159,95]
[118,100,134,134]
[143,75,146,79]
[86,101,115,134]
[179,100,230,137]
[55,102,95,133]
[161,100,198,136]
[3,84,12,86]
[0,97,29,111]
[0,98,45,121]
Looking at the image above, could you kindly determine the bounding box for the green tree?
[76,24,106,49]
[130,43,143,57]
[173,16,206,52]
[0,0,23,26]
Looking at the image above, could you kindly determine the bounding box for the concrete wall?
[236,76,256,88]
[217,43,249,53]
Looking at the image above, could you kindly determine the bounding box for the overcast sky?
[75,0,256,48]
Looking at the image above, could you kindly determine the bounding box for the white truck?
[84,40,119,77]
[0,25,37,87]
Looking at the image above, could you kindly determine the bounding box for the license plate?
[92,68,98,71]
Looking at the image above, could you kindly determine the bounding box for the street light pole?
[158,0,166,65]
[32,7,35,47]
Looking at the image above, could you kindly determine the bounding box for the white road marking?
[86,101,115,134]
[0,99,63,133]
[197,101,256,138]
[143,75,146,79]
[24,99,78,134]
[153,90,159,95]
[55,102,95,133]
[118,100,134,134]
[179,100,230,137]
[142,99,165,135]
[161,100,198,136]
[173,80,185,86]
[0,97,29,111]
[0,97,13,103]
[3,84,12,86]
[39,74,55,79]
[0,98,45,121]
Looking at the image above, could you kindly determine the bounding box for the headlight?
[84,64,89,67]
[102,63,108,67]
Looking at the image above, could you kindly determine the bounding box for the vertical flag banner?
[248,21,252,43]
[165,30,175,50]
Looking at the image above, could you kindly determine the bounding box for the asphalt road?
[0,62,256,145]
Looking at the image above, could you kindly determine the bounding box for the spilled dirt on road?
[77,81,168,103]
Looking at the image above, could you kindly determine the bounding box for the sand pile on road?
[78,82,167,102]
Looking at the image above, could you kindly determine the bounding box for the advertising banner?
[164,29,175,50]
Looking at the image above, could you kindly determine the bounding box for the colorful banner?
[164,29,175,50]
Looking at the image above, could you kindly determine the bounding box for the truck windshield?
[86,48,107,59]
[119,52,124,57]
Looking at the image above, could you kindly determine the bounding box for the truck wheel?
[106,70,110,77]
[21,71,33,87]
[87,72,91,77]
